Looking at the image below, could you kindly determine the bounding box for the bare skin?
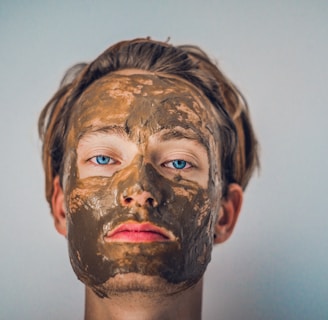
[51,70,243,319]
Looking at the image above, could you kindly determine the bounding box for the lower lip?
[105,231,169,243]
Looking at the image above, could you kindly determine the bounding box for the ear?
[214,183,243,244]
[51,176,67,236]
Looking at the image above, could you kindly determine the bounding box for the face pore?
[62,71,223,297]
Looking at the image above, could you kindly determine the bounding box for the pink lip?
[104,222,175,243]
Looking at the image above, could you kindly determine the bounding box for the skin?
[59,71,226,298]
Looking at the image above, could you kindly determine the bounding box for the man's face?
[62,71,223,297]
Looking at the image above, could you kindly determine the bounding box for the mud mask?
[63,72,223,297]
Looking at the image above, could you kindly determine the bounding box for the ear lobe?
[51,176,67,236]
[214,183,243,244]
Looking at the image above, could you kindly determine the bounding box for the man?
[39,38,259,319]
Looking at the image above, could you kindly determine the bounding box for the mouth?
[104,222,175,243]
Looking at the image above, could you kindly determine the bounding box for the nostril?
[147,198,154,207]
[120,191,158,207]
[123,197,133,205]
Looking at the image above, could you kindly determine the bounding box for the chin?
[89,273,190,299]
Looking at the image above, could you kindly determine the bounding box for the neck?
[85,278,203,320]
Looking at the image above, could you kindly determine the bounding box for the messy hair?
[38,38,259,209]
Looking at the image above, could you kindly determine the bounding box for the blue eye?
[95,155,111,165]
[162,159,193,170]
[163,159,192,170]
[172,160,187,169]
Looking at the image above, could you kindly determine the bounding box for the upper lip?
[105,221,176,241]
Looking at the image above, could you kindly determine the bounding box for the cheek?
[67,179,117,215]
[63,178,122,286]
[169,186,209,221]
[167,186,216,247]
[64,177,121,246]
[166,187,217,280]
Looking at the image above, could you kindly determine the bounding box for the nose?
[116,158,162,208]
[120,188,158,208]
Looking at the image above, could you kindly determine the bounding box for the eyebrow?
[78,125,128,141]
[156,128,205,144]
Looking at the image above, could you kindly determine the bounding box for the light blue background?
[1,1,327,319]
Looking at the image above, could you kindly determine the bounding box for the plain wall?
[1,1,327,319]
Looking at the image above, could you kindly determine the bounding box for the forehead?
[70,71,221,143]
